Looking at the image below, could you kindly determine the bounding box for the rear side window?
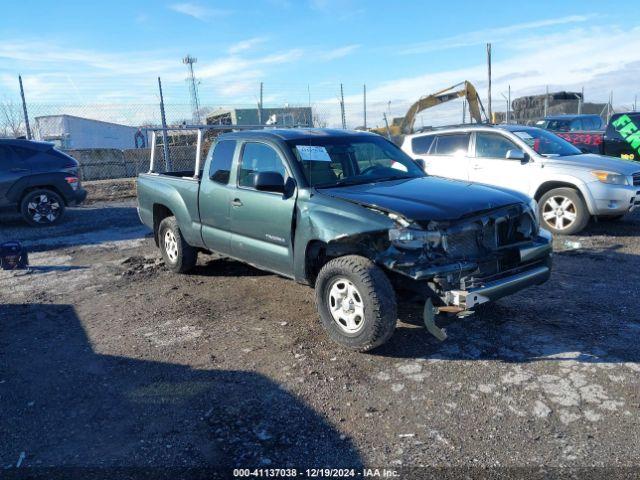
[411,135,435,155]
[10,146,36,160]
[570,119,583,131]
[208,140,236,184]
[0,145,22,169]
[433,134,469,155]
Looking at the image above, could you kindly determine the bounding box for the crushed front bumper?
[444,261,551,309]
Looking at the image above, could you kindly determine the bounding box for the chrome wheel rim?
[27,193,61,223]
[327,277,365,334]
[542,196,577,231]
[164,230,179,262]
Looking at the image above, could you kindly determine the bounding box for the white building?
[34,114,146,149]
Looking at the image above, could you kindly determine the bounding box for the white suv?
[401,125,640,234]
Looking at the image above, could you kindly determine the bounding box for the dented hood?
[319,176,528,221]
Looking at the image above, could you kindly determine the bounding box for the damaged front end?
[377,202,552,339]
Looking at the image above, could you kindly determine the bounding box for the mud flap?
[423,297,447,341]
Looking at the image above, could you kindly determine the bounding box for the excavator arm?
[399,81,486,134]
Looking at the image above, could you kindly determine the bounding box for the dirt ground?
[1,200,639,477]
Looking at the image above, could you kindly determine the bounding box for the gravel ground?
[1,201,639,477]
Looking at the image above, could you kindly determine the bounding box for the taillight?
[65,176,79,190]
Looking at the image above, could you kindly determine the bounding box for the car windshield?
[512,129,582,157]
[287,136,425,187]
[545,119,572,131]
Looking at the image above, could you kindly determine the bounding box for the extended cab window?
[411,135,435,155]
[433,134,469,156]
[475,133,518,159]
[208,140,236,184]
[238,142,287,189]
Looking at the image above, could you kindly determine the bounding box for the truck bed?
[136,171,204,248]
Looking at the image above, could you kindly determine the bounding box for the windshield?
[545,119,571,132]
[287,136,425,187]
[512,128,582,157]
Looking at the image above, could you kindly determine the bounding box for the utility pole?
[258,82,264,125]
[462,98,466,124]
[544,85,549,117]
[182,54,201,124]
[507,84,511,123]
[157,77,171,171]
[486,43,492,123]
[18,75,32,140]
[363,84,367,129]
[578,86,584,114]
[340,83,346,129]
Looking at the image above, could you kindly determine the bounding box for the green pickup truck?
[137,128,552,351]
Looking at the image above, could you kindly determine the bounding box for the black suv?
[0,139,87,226]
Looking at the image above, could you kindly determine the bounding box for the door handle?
[231,198,243,207]
[9,168,29,172]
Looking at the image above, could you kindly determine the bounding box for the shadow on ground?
[0,304,362,478]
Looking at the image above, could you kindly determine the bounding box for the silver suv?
[401,125,640,234]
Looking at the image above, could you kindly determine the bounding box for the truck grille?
[444,210,534,260]
[445,228,480,259]
[633,172,640,186]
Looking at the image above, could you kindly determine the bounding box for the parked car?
[137,128,552,351]
[537,113,640,161]
[402,125,640,235]
[536,114,604,133]
[0,139,86,226]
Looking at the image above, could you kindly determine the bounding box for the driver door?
[468,132,531,194]
[229,141,296,276]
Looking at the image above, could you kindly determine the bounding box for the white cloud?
[321,44,360,61]
[228,37,268,55]
[168,2,230,21]
[399,15,593,54]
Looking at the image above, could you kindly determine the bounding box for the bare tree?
[0,99,25,138]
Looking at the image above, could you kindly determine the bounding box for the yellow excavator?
[372,81,488,142]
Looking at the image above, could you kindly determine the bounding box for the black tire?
[538,187,590,235]
[158,216,197,273]
[20,189,66,227]
[314,255,397,352]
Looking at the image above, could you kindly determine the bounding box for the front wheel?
[20,189,66,226]
[314,255,397,352]
[158,216,197,273]
[538,188,590,235]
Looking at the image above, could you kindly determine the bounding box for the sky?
[1,0,639,127]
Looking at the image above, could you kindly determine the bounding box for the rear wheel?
[20,189,65,227]
[539,188,589,235]
[158,216,197,273]
[315,255,397,352]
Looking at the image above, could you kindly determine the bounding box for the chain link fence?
[1,83,633,181]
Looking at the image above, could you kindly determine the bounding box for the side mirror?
[505,149,527,162]
[414,158,426,170]
[253,171,285,193]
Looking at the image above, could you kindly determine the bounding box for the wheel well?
[18,185,67,209]
[152,204,174,246]
[534,181,584,202]
[304,239,375,286]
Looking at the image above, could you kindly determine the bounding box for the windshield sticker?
[612,114,640,159]
[513,131,533,140]
[295,145,332,162]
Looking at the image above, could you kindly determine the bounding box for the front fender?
[292,191,395,282]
